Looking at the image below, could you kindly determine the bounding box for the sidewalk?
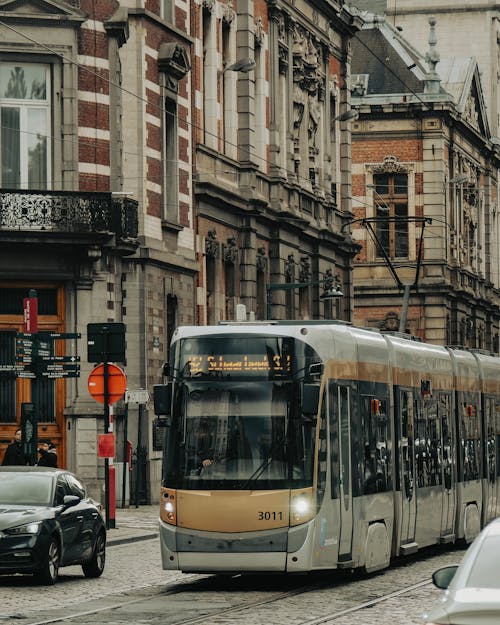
[106,504,160,546]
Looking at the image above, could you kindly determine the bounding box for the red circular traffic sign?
[88,363,127,405]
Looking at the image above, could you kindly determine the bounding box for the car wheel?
[82,531,106,578]
[35,537,60,585]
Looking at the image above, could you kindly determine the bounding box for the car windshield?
[465,533,500,589]
[0,473,53,506]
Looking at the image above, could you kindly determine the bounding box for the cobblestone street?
[1,506,464,625]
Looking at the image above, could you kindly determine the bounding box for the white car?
[423,518,500,625]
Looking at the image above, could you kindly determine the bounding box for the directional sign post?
[0,291,82,466]
[88,360,127,529]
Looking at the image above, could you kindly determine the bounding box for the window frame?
[0,62,52,190]
[373,172,409,260]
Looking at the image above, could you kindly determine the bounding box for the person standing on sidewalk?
[37,440,58,467]
[2,429,28,466]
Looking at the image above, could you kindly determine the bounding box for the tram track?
[14,565,436,625]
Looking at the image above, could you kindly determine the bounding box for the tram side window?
[440,393,453,490]
[495,400,500,478]
[415,398,442,487]
[362,396,390,494]
[461,400,480,481]
[485,398,496,483]
[329,381,339,499]
[316,393,327,511]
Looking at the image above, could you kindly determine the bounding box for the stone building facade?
[0,0,363,503]
[350,0,500,138]
[192,0,362,326]
[0,0,196,501]
[350,14,500,350]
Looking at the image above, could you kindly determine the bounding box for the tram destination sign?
[186,353,292,377]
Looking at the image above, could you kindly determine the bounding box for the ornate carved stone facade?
[194,0,362,324]
[350,14,500,351]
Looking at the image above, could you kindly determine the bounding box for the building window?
[160,0,174,22]
[374,173,408,259]
[166,294,177,350]
[164,97,178,223]
[221,21,231,155]
[0,63,51,190]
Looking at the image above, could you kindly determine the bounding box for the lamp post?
[266,276,343,320]
[224,58,256,73]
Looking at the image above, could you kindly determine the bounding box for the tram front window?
[164,382,313,489]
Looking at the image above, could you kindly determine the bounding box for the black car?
[0,467,106,584]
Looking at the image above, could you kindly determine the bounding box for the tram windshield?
[162,334,320,490]
[162,381,315,490]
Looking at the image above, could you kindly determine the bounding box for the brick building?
[0,0,196,500]
[0,0,363,502]
[350,14,500,349]
[191,0,362,325]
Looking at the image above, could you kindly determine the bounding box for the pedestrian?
[2,429,28,466]
[37,439,58,467]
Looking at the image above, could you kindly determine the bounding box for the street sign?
[87,323,126,363]
[23,294,38,334]
[38,332,81,340]
[38,355,80,363]
[125,389,150,404]
[0,364,26,371]
[98,433,115,458]
[88,363,127,404]
[41,371,80,378]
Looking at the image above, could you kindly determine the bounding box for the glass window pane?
[376,213,389,256]
[374,174,389,195]
[394,173,408,194]
[0,65,47,100]
[1,107,20,188]
[395,204,408,257]
[28,108,47,188]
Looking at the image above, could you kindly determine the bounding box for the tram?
[155,321,500,574]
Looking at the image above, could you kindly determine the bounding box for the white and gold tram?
[155,321,500,574]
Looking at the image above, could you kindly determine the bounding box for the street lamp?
[266,277,343,320]
[334,109,359,122]
[449,174,469,184]
[224,58,256,73]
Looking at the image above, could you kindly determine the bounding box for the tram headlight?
[164,501,175,514]
[290,493,313,525]
[160,490,177,525]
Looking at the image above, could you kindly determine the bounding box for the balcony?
[0,190,139,254]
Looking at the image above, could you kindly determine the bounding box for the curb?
[107,532,159,547]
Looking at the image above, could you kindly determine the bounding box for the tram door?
[483,396,497,523]
[337,385,353,559]
[397,389,417,549]
[439,392,456,539]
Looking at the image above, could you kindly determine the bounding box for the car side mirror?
[432,565,458,589]
[62,495,80,509]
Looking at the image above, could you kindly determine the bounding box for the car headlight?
[2,521,42,536]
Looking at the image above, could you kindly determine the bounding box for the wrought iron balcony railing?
[0,190,138,241]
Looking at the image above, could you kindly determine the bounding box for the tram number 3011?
[258,511,283,521]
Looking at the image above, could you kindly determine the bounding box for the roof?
[351,12,490,136]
